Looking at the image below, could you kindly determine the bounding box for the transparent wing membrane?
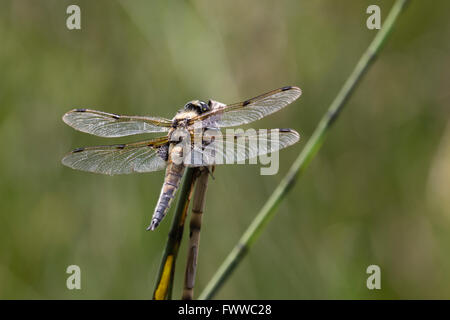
[61,138,168,175]
[63,109,172,137]
[189,86,301,128]
[183,128,300,166]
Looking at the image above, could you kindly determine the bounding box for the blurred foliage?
[0,0,449,299]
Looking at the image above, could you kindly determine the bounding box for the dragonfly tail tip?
[147,219,159,231]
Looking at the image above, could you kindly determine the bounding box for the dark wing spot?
[157,144,169,161]
[75,108,86,112]
[112,114,120,119]
[72,147,84,153]
[281,86,292,91]
[279,128,292,133]
[116,144,126,149]
[242,100,251,106]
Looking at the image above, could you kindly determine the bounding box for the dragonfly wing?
[183,128,300,166]
[62,137,169,175]
[188,86,301,128]
[63,109,172,137]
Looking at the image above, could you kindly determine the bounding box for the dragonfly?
[62,86,302,230]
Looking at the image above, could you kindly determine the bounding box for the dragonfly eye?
[183,102,193,111]
[184,100,210,114]
[184,100,200,111]
[199,101,210,113]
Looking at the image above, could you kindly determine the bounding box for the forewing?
[183,128,300,166]
[188,86,301,128]
[62,137,168,175]
[63,109,172,137]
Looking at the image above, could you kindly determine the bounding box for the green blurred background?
[0,0,449,299]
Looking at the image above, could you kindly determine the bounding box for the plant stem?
[199,0,410,300]
[152,167,197,300]
[182,167,212,300]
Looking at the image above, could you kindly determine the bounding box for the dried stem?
[152,167,197,300]
[182,167,212,300]
[199,0,410,300]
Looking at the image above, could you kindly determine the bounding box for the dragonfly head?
[183,100,210,114]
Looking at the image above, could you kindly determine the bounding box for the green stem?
[182,167,211,300]
[199,0,410,300]
[152,167,197,300]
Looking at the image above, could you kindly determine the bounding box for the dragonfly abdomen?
[147,161,185,230]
